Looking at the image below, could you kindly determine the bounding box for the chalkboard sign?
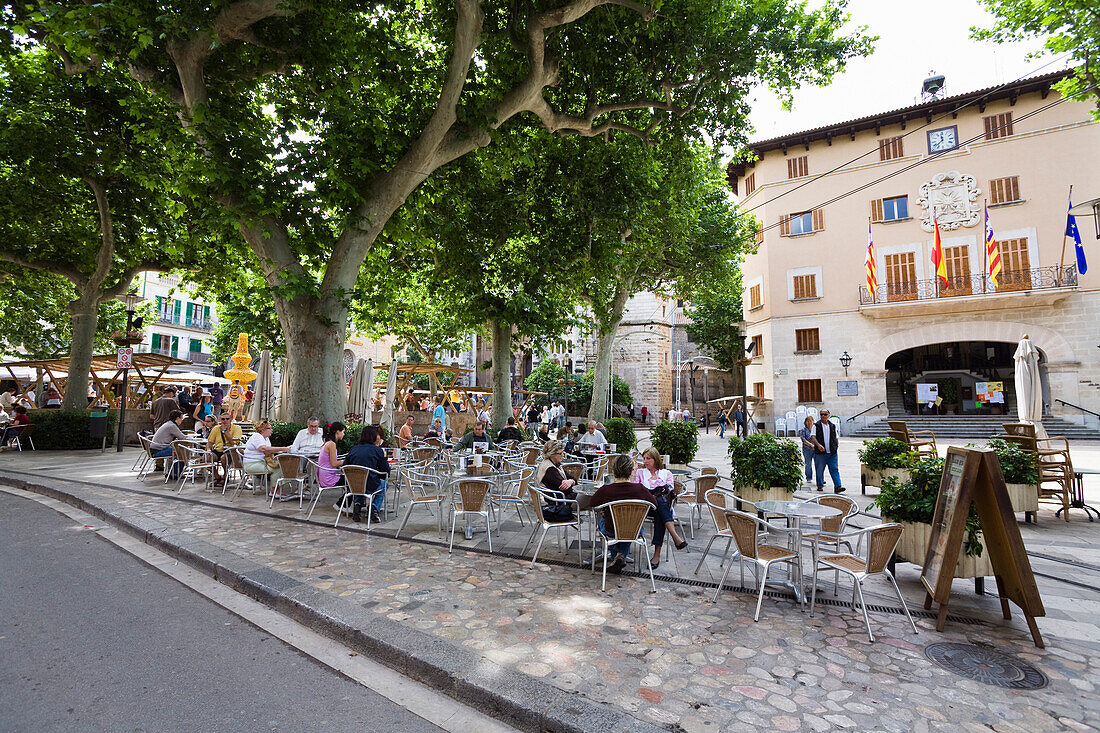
[921,446,1045,647]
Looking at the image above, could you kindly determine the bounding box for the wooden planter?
[890,519,994,579]
[860,465,911,493]
[1005,483,1039,515]
[739,485,797,503]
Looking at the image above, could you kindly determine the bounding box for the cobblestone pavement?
[2,439,1099,732]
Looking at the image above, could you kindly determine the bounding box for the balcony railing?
[859,265,1078,305]
[156,311,212,331]
[188,351,211,365]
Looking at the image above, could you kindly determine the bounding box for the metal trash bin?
[89,411,109,452]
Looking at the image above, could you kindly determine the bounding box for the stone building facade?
[727,70,1100,432]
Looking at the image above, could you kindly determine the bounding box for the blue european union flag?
[1067,195,1086,275]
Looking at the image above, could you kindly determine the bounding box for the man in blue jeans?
[812,409,844,493]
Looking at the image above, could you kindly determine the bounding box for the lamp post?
[558,376,575,423]
[115,292,145,453]
[839,351,853,377]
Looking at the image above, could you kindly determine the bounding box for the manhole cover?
[924,643,1047,689]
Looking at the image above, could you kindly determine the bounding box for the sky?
[747,0,1067,142]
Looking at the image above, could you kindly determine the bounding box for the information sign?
[836,380,858,396]
[116,347,133,370]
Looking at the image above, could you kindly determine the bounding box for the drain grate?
[924,642,1047,689]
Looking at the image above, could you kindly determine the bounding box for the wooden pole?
[1058,185,1072,285]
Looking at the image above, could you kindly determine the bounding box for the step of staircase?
[850,415,1099,440]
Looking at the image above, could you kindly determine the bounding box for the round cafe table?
[753,500,842,602]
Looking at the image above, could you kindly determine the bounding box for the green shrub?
[871,456,984,557]
[857,437,912,470]
[651,419,699,464]
[270,421,302,448]
[982,438,1040,484]
[602,417,637,452]
[727,432,802,493]
[22,409,118,450]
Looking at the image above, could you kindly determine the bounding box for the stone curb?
[1,469,666,733]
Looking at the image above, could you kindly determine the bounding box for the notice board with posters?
[921,446,1045,647]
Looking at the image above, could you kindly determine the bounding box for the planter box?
[860,465,911,491]
[739,486,797,503]
[889,519,993,579]
[1005,483,1039,515]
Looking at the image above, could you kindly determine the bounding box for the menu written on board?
[923,451,967,587]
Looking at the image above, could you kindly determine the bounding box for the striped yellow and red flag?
[865,220,878,296]
[985,204,1002,288]
[931,214,948,288]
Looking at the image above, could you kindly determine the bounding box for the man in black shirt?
[497,416,524,443]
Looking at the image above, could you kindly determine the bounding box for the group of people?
[0,390,32,448]
[536,442,688,573]
[797,409,844,493]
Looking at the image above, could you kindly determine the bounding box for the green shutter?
[173,299,181,324]
[203,305,210,324]
[186,302,193,325]
[170,336,178,358]
[151,333,160,351]
[190,338,201,354]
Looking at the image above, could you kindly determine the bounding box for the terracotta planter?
[739,485,797,503]
[1005,483,1039,514]
[889,518,993,579]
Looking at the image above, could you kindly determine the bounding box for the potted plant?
[651,419,698,466]
[871,456,992,578]
[728,432,802,503]
[937,378,959,414]
[110,329,146,346]
[857,437,912,491]
[602,417,637,453]
[984,438,1040,518]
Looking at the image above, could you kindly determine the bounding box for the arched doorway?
[884,340,1047,415]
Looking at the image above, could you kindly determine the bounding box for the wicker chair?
[694,488,737,576]
[522,446,542,466]
[495,466,533,527]
[449,478,494,553]
[714,510,803,621]
[887,420,937,458]
[333,464,388,529]
[175,443,215,493]
[270,453,309,508]
[680,474,719,538]
[395,468,447,537]
[810,523,917,642]
[522,486,582,568]
[596,499,657,592]
[1002,425,1073,522]
[800,494,859,594]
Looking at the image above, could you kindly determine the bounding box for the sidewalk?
[2,444,1098,732]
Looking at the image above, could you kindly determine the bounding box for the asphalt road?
[0,491,443,733]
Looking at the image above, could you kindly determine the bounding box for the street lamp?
[557,376,576,423]
[839,351,852,377]
[115,291,145,453]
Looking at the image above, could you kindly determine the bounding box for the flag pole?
[1058,185,1073,285]
[982,197,987,293]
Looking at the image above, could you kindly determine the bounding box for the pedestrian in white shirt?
[291,416,324,454]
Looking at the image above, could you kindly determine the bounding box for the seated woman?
[631,447,688,569]
[590,454,657,574]
[193,394,215,422]
[316,421,346,492]
[150,410,187,475]
[535,440,578,520]
[241,419,289,483]
[536,423,550,443]
[195,414,217,439]
[343,424,389,523]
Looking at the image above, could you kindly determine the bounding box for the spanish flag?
[931,214,948,288]
[985,204,1002,288]
[865,220,878,296]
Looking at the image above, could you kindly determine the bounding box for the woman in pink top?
[317,421,346,488]
[632,447,688,569]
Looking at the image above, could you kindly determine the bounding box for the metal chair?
[175,443,215,493]
[395,468,447,537]
[694,488,737,576]
[334,465,386,529]
[560,462,586,482]
[271,453,309,508]
[522,486,582,568]
[4,423,35,451]
[713,509,803,621]
[800,494,859,594]
[303,456,345,519]
[449,478,494,553]
[810,523,917,642]
[135,433,158,479]
[522,446,541,465]
[680,473,718,537]
[495,466,534,527]
[596,500,657,592]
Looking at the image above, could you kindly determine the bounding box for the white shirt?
[243,432,271,463]
[577,430,607,449]
[818,421,833,452]
[291,428,323,454]
[635,467,674,491]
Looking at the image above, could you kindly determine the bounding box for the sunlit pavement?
[2,440,1098,732]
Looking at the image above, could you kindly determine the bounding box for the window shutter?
[1008,176,1019,201]
[745,173,756,195]
[151,333,160,351]
[1000,112,1013,136]
[812,208,824,232]
[989,178,1003,204]
[754,228,764,244]
[779,215,791,237]
[984,115,995,139]
[871,199,884,222]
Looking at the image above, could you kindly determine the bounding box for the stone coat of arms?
[916,171,982,232]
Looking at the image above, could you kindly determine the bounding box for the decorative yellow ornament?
[223,333,258,387]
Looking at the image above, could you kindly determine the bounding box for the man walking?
[812,409,844,493]
[733,401,746,438]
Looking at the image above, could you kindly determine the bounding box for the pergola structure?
[378,362,473,412]
[1,353,191,409]
[707,394,771,433]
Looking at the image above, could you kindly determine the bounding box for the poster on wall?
[916,383,939,403]
[836,380,858,396]
[975,381,1005,404]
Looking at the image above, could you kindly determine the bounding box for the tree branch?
[0,250,87,286]
[102,262,166,299]
[82,177,116,288]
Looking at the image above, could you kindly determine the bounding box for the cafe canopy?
[0,352,191,408]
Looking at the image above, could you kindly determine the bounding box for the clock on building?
[927,125,959,153]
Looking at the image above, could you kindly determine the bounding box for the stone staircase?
[850,414,1099,440]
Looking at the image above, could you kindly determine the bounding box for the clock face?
[928,126,958,153]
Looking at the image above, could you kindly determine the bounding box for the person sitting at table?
[290,416,324,454]
[590,454,658,574]
[397,415,415,448]
[192,394,214,422]
[207,412,244,487]
[343,424,389,523]
[454,421,496,452]
[632,447,688,569]
[577,420,608,450]
[150,410,187,474]
[496,416,523,444]
[317,421,346,492]
[242,419,289,483]
[425,417,443,439]
[1,404,29,448]
[195,414,217,439]
[536,422,550,443]
[177,386,194,414]
[535,440,577,520]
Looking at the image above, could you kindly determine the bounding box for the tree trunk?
[276,296,349,423]
[61,294,100,411]
[587,286,632,422]
[489,320,512,431]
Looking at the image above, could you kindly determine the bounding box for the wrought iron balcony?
[188,351,211,365]
[859,265,1078,305]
